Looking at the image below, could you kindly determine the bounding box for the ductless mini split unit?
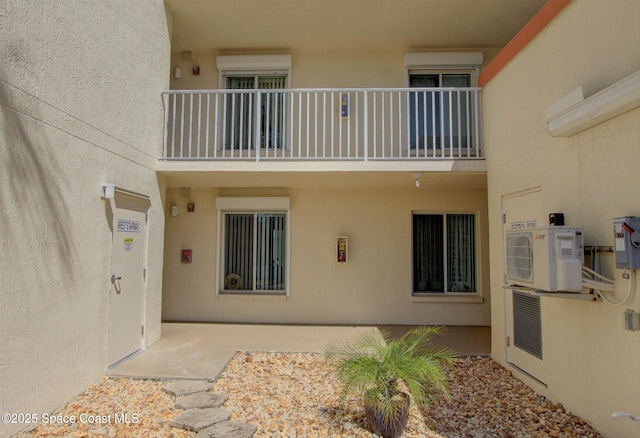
[506,227,584,292]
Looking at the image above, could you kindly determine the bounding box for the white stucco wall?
[162,186,490,326]
[0,1,170,436]
[483,1,640,437]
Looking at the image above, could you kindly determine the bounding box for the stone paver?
[175,392,228,410]
[168,407,231,432]
[164,379,256,436]
[162,380,212,397]
[195,421,258,438]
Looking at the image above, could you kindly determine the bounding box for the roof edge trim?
[478,0,572,87]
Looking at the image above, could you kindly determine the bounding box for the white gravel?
[212,352,603,438]
[18,352,603,437]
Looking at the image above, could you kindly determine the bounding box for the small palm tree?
[325,326,457,438]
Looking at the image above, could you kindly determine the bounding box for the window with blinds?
[412,213,477,294]
[223,212,286,293]
[225,75,287,150]
[408,72,473,151]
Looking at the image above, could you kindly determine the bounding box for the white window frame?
[404,52,482,154]
[217,56,292,152]
[406,69,477,154]
[411,211,479,297]
[215,197,291,296]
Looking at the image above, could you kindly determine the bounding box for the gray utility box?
[613,217,640,270]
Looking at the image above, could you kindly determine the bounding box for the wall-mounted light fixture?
[411,172,422,188]
[101,182,116,199]
[174,67,182,79]
[171,205,179,217]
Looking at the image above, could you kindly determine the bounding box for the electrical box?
[505,226,584,292]
[613,217,640,269]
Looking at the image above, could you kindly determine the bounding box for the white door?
[107,193,148,367]
[502,187,548,384]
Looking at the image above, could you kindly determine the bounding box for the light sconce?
[101,182,115,199]
[171,205,179,217]
[174,67,182,79]
[411,172,422,188]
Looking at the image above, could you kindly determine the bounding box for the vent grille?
[513,291,542,359]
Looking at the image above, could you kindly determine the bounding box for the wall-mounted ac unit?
[505,227,584,292]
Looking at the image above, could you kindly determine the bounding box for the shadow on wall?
[0,76,77,288]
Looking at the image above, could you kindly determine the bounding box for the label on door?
[124,238,134,251]
[117,219,140,232]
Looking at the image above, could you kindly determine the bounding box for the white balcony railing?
[161,88,482,161]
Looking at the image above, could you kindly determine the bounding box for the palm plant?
[324,326,457,438]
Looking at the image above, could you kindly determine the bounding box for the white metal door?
[502,188,547,384]
[107,194,148,367]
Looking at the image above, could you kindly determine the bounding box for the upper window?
[224,74,287,150]
[412,213,477,295]
[408,71,474,152]
[217,55,292,152]
[404,52,481,156]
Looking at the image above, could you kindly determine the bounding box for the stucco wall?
[168,47,502,91]
[483,1,640,437]
[162,186,490,326]
[0,1,169,436]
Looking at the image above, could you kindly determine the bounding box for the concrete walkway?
[107,323,490,381]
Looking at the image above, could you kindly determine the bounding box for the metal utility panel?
[613,217,640,270]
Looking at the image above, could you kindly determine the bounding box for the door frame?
[106,190,150,367]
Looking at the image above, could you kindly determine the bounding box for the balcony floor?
[156,159,486,190]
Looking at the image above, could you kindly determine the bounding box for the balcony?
[161,88,482,162]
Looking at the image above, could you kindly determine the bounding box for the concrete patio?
[107,323,491,381]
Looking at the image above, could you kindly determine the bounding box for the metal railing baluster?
[160,87,482,162]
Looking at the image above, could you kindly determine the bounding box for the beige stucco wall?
[0,1,169,436]
[162,186,490,326]
[168,47,502,91]
[161,45,496,327]
[483,1,640,437]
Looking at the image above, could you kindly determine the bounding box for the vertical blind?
[413,214,444,292]
[447,214,476,292]
[224,213,286,292]
[413,213,476,293]
[224,214,254,290]
[225,75,287,150]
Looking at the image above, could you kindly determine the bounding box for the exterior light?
[101,183,115,199]
[411,172,422,188]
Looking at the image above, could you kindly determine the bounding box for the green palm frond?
[325,326,458,409]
